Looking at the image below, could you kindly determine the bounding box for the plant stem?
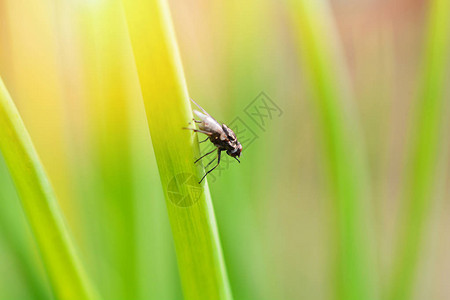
[289,1,378,299]
[121,0,232,299]
[0,77,96,300]
[388,0,450,299]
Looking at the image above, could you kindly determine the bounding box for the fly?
[184,98,242,183]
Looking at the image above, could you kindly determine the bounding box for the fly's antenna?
[190,98,210,116]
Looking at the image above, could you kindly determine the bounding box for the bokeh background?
[0,0,449,299]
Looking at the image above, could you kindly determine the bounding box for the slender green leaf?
[121,0,232,299]
[289,1,378,299]
[0,155,51,299]
[388,0,450,299]
[0,77,96,300]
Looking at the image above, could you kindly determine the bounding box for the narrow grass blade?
[289,1,378,299]
[0,156,51,299]
[0,77,96,300]
[121,0,232,299]
[388,0,450,299]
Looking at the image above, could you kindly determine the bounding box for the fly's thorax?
[209,131,238,151]
[218,124,242,157]
[209,133,224,148]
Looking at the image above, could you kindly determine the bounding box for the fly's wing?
[193,110,224,135]
[190,98,212,117]
[190,98,224,135]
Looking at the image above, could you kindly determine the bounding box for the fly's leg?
[188,118,202,125]
[194,148,216,164]
[204,154,218,169]
[199,150,221,183]
[183,127,212,136]
[199,137,209,143]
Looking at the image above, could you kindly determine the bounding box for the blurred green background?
[0,0,449,299]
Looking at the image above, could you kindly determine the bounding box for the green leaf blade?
[0,77,96,300]
[121,0,232,299]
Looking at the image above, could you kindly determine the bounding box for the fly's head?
[228,141,242,159]
[222,124,243,161]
